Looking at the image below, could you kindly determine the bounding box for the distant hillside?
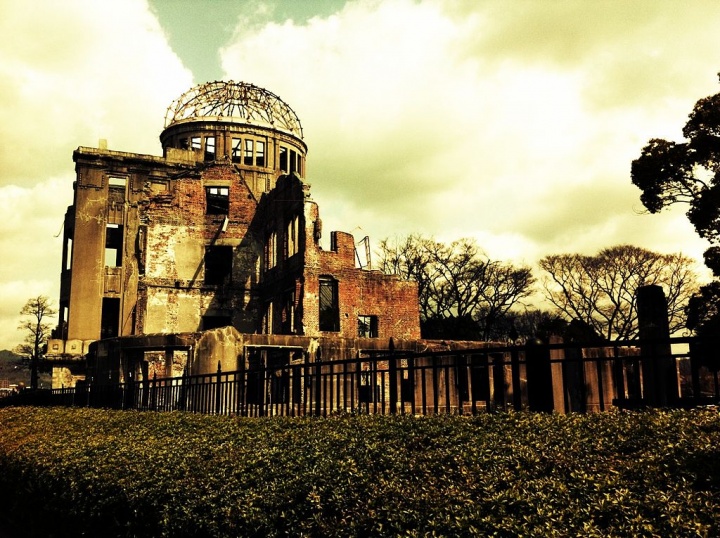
[0,350,28,386]
[0,350,51,388]
[0,349,23,362]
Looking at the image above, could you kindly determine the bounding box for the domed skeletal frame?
[164,80,304,139]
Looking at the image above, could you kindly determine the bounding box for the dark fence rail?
[3,337,720,415]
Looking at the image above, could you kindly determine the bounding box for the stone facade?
[48,81,420,386]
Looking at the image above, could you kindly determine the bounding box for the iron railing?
[4,337,719,415]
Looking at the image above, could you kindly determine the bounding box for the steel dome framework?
[164,81,303,139]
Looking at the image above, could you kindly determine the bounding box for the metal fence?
[4,336,720,415]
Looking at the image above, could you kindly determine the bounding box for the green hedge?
[0,407,719,537]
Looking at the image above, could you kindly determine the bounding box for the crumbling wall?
[301,208,421,340]
[140,163,262,334]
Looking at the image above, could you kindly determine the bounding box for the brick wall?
[140,162,262,334]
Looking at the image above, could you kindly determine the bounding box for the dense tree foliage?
[14,296,56,389]
[632,79,720,335]
[377,235,534,340]
[540,245,698,340]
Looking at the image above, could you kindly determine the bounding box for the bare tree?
[377,234,438,321]
[377,235,535,340]
[540,245,698,340]
[14,296,56,389]
[491,309,568,343]
[475,262,536,340]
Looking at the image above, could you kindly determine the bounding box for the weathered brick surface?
[55,86,420,389]
[265,176,421,340]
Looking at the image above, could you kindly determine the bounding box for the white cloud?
[0,0,193,349]
[3,0,720,349]
[220,0,720,271]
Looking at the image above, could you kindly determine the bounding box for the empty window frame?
[191,137,202,151]
[205,136,216,161]
[206,186,229,215]
[243,139,254,166]
[263,302,273,334]
[279,147,302,175]
[204,246,233,285]
[358,315,379,338]
[279,147,288,172]
[105,224,123,267]
[280,290,295,334]
[255,141,266,167]
[286,215,299,258]
[292,150,301,176]
[59,305,69,340]
[64,237,73,271]
[232,138,242,163]
[266,232,277,270]
[319,277,340,332]
[108,176,127,190]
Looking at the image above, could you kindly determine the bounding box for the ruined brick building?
[47,81,420,387]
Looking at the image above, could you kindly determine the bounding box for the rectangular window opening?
[280,290,295,334]
[266,232,277,270]
[319,277,340,332]
[244,139,254,166]
[59,305,69,340]
[279,147,288,172]
[105,224,123,267]
[191,137,202,151]
[264,302,273,334]
[289,149,297,174]
[206,186,229,215]
[358,315,379,338]
[204,246,233,286]
[287,215,299,258]
[65,237,73,271]
[232,138,242,163]
[108,176,127,189]
[255,141,266,167]
[205,136,216,161]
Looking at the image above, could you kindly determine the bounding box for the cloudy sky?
[2,0,720,350]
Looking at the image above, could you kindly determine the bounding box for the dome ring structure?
[164,80,303,139]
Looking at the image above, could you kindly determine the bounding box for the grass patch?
[0,407,719,537]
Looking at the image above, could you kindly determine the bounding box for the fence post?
[526,339,554,412]
[510,346,522,411]
[315,348,322,416]
[637,285,677,407]
[123,370,135,410]
[150,372,157,411]
[215,361,222,415]
[407,353,416,415]
[179,366,187,412]
[388,338,397,415]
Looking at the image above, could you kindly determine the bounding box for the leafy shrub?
[0,408,719,537]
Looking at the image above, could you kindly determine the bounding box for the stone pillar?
[525,339,554,412]
[637,284,678,407]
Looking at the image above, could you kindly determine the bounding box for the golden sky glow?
[2,0,720,348]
